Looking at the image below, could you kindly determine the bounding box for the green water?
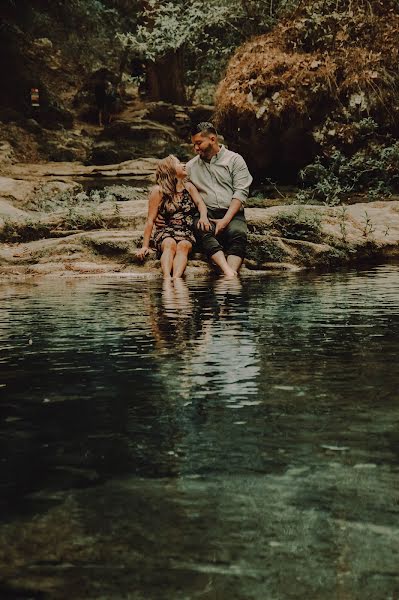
[0,266,398,599]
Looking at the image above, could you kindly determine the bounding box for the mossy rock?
[246,233,287,264]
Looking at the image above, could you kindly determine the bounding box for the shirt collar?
[202,145,225,165]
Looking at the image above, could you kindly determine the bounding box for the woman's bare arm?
[185,182,210,231]
[136,186,162,258]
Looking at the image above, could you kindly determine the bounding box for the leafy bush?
[298,141,399,205]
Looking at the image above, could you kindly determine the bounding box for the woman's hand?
[197,215,211,231]
[136,246,149,260]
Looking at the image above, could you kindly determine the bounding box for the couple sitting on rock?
[136,122,253,278]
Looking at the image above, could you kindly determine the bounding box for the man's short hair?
[191,122,218,137]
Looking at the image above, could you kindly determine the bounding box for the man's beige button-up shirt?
[186,145,253,210]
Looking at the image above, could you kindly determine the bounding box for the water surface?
[1,266,399,599]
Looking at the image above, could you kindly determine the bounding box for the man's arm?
[213,198,242,235]
[231,154,253,205]
[213,155,252,235]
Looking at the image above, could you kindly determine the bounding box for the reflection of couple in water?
[150,276,260,410]
[136,122,253,279]
[150,276,244,357]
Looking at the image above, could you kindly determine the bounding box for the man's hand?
[136,246,149,260]
[155,214,166,228]
[211,218,228,236]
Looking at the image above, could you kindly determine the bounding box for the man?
[94,80,117,127]
[187,122,252,277]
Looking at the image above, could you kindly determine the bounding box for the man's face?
[191,132,216,160]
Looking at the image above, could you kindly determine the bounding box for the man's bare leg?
[227,255,243,273]
[211,250,236,278]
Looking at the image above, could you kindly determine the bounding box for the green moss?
[0,219,53,243]
[84,238,131,256]
[271,209,323,243]
[247,233,286,263]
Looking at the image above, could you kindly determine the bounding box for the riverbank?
[1,159,399,281]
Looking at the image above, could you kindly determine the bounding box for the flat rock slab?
[2,158,158,180]
[2,160,399,279]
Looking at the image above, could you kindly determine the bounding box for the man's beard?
[199,145,212,161]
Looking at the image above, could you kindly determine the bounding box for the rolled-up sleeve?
[231,155,253,205]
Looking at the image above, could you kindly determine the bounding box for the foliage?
[0,219,52,243]
[246,233,286,263]
[271,208,323,242]
[27,184,144,212]
[117,0,290,97]
[1,0,140,91]
[215,0,399,181]
[217,0,399,124]
[0,185,145,243]
[297,140,399,205]
[62,207,110,231]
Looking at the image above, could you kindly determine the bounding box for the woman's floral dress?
[153,188,197,254]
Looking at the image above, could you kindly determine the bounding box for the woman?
[136,155,210,278]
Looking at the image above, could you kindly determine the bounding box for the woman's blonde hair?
[156,155,180,214]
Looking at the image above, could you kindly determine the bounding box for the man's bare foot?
[214,274,242,297]
[222,268,237,278]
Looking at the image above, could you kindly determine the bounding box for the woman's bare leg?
[172,240,192,278]
[160,238,177,278]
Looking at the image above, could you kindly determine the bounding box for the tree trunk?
[146,49,186,104]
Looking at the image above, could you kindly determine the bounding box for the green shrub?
[62,208,108,231]
[297,141,399,205]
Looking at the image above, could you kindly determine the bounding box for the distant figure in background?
[94,80,118,127]
[30,87,40,108]
[130,56,148,98]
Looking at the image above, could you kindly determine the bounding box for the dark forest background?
[1,0,399,194]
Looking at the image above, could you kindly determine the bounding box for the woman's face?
[174,159,187,180]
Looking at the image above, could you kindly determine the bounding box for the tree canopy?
[117,0,294,101]
[215,0,399,186]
